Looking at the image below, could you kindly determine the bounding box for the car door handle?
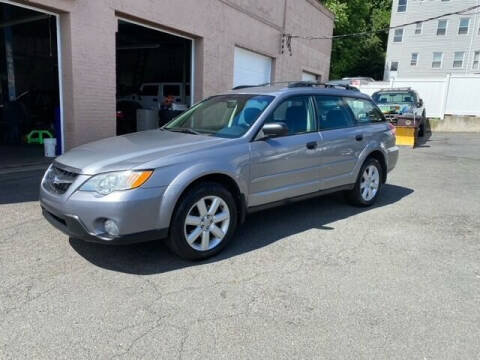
[306,141,318,150]
[355,134,364,142]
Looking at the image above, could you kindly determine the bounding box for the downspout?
[466,0,480,74]
[277,0,288,80]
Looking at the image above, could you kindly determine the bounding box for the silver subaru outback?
[40,82,399,260]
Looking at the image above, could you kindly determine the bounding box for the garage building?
[0,0,333,166]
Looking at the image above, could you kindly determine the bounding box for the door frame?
[116,17,196,107]
[1,0,65,153]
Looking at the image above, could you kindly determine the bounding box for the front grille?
[43,166,79,195]
[385,115,398,124]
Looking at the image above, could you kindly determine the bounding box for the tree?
[322,0,393,80]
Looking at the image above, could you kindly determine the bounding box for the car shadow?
[416,130,432,148]
[69,184,414,275]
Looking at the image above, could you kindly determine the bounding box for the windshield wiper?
[166,127,201,135]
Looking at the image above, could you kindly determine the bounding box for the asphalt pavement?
[1,132,479,359]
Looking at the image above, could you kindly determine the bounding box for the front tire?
[346,158,383,207]
[167,182,238,260]
[418,112,426,137]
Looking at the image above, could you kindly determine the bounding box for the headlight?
[42,164,53,183]
[80,170,153,195]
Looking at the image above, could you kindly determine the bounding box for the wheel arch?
[367,150,387,184]
[179,173,247,222]
[158,170,247,231]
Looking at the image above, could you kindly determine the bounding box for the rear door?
[249,95,321,206]
[314,95,365,189]
[343,97,386,143]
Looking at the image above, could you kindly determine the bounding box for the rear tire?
[346,158,383,207]
[166,182,238,260]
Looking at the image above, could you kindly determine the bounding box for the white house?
[385,0,480,80]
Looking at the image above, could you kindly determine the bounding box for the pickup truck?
[372,88,426,137]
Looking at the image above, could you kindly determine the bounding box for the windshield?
[165,94,274,138]
[372,92,416,104]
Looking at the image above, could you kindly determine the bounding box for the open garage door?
[0,2,62,169]
[233,47,272,88]
[116,19,193,135]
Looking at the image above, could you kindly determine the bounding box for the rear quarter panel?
[351,122,397,182]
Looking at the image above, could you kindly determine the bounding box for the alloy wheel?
[184,196,230,251]
[360,165,380,201]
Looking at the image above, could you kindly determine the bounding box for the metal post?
[441,74,451,120]
[3,5,16,101]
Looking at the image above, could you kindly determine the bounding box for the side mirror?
[418,99,424,107]
[260,122,289,139]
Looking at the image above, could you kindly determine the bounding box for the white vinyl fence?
[358,74,480,119]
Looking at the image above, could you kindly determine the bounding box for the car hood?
[55,129,228,174]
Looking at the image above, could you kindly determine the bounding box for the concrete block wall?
[14,0,334,149]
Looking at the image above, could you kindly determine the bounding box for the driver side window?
[265,96,316,136]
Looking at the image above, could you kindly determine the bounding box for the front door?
[249,95,321,207]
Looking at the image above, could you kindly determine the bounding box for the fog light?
[104,220,119,236]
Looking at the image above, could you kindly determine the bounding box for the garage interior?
[116,20,192,135]
[0,2,61,169]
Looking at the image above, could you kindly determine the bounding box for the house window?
[398,0,407,12]
[415,22,423,35]
[393,29,404,42]
[432,52,443,68]
[459,18,470,35]
[473,51,480,70]
[411,53,418,66]
[453,52,465,68]
[390,61,399,72]
[437,20,448,36]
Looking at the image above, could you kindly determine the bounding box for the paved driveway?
[1,133,479,359]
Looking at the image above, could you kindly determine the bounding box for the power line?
[281,4,480,55]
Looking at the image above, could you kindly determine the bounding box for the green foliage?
[322,0,393,80]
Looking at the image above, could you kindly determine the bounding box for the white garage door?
[302,72,318,82]
[233,47,272,88]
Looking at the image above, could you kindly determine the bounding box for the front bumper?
[41,207,168,244]
[40,177,169,245]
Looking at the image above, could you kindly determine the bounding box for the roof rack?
[324,82,360,91]
[232,83,269,90]
[231,81,359,91]
[287,81,359,91]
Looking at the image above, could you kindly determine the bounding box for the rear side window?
[314,96,354,130]
[163,85,181,97]
[139,85,158,96]
[344,98,385,124]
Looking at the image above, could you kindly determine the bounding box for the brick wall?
[17,0,334,149]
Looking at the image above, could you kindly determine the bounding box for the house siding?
[385,0,480,79]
